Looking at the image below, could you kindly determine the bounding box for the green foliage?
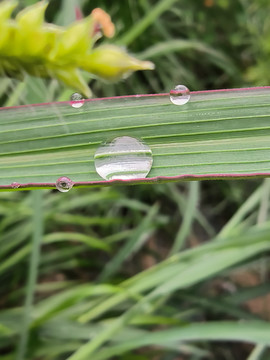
[1,1,270,360]
[0,1,154,98]
[1,87,270,189]
[1,182,270,360]
[244,0,270,85]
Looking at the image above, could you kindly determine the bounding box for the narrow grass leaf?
[98,204,159,281]
[170,181,199,254]
[78,225,270,323]
[1,87,270,190]
[90,321,270,360]
[16,190,43,360]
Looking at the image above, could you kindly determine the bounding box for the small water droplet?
[94,136,153,181]
[11,182,20,189]
[56,176,73,192]
[170,85,190,105]
[70,93,85,108]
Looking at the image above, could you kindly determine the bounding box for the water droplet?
[170,85,190,105]
[70,93,85,108]
[94,136,153,180]
[11,182,20,189]
[56,176,73,192]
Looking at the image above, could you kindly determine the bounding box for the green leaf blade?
[90,321,270,360]
[1,87,270,190]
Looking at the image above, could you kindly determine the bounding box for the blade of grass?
[170,181,199,254]
[78,225,270,323]
[139,40,235,75]
[117,0,178,46]
[4,82,26,107]
[0,245,30,275]
[16,190,43,360]
[225,283,270,305]
[247,345,268,360]
[218,183,264,238]
[43,232,111,252]
[31,284,122,328]
[257,179,270,223]
[178,293,259,320]
[87,321,270,360]
[98,204,159,281]
[167,183,215,237]
[2,87,270,189]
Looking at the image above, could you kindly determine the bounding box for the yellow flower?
[0,1,155,98]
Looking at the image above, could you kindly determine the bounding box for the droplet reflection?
[170,85,190,105]
[70,93,85,108]
[94,136,153,180]
[56,176,73,192]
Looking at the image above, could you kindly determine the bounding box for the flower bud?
[81,45,155,81]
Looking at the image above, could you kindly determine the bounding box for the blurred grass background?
[1,0,270,359]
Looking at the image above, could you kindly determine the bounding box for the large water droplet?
[70,93,85,108]
[170,85,190,105]
[56,176,73,192]
[94,136,153,180]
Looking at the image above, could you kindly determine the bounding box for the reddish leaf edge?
[1,173,270,191]
[1,86,270,111]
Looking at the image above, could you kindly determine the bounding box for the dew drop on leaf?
[94,136,153,181]
[70,93,85,108]
[56,176,73,192]
[170,85,190,105]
